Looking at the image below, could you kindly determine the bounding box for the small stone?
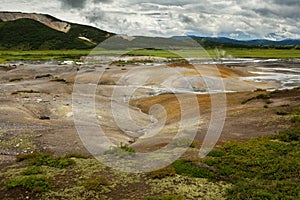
[36,98,43,103]
[66,112,73,118]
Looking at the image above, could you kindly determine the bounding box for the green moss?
[6,176,51,193]
[21,166,43,175]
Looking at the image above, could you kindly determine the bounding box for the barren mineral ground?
[0,57,299,199]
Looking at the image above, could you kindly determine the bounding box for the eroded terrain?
[0,58,299,160]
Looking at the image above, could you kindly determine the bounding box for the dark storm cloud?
[60,0,112,9]
[93,0,113,3]
[85,11,106,23]
[272,0,300,6]
[60,0,86,8]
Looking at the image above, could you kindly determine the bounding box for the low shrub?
[21,167,43,175]
[207,150,226,157]
[119,143,136,153]
[292,106,300,115]
[171,160,215,179]
[274,128,300,142]
[276,111,289,116]
[9,78,23,82]
[6,176,51,193]
[255,88,266,92]
[291,116,300,124]
[256,94,271,99]
[266,100,273,104]
[35,74,52,79]
[242,93,270,104]
[16,153,40,162]
[104,143,136,158]
[11,90,41,95]
[147,166,176,179]
[51,77,67,83]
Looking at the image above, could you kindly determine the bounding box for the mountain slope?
[0,12,113,50]
[0,12,71,33]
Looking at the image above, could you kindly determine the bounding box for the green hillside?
[0,18,111,50]
[68,23,111,44]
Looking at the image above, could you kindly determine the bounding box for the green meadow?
[1,48,300,63]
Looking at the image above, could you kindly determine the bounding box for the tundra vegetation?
[1,105,299,199]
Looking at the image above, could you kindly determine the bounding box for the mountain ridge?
[0,11,71,33]
[0,12,113,50]
[1,11,300,50]
[172,36,300,47]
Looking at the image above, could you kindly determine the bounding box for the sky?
[1,0,300,40]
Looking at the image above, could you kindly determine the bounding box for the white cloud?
[1,0,299,40]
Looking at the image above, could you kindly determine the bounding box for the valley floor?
[0,58,299,199]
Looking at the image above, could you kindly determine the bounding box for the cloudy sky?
[1,0,300,40]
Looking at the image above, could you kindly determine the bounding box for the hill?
[0,12,112,50]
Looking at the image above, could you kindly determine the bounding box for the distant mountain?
[0,12,113,50]
[184,36,300,48]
